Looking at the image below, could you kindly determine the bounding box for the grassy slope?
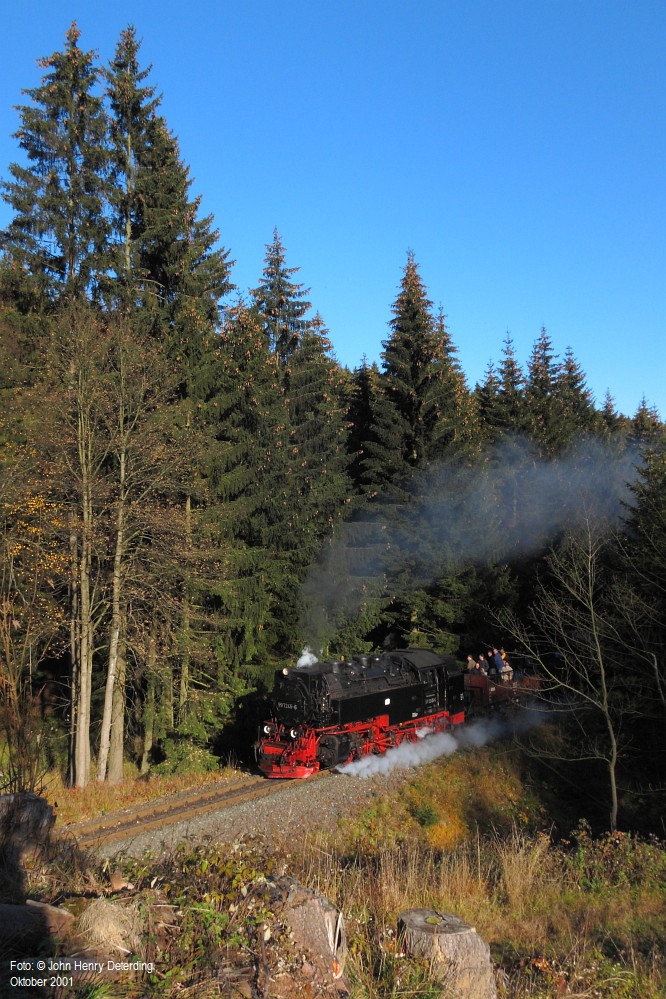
[303,738,666,997]
[13,732,666,997]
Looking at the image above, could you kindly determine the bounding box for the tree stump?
[398,909,496,999]
[0,793,55,866]
[279,877,347,988]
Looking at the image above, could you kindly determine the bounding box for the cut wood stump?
[0,793,55,866]
[398,909,496,999]
[279,877,347,989]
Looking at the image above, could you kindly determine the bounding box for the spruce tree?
[474,362,502,444]
[525,327,563,454]
[557,346,597,443]
[348,359,391,495]
[132,114,233,358]
[346,256,480,650]
[104,25,160,296]
[250,229,311,363]
[1,23,109,302]
[496,335,527,433]
[285,314,352,560]
[629,398,663,446]
[202,302,297,666]
[598,390,630,447]
[105,26,233,353]
[373,254,473,492]
[431,307,479,460]
[381,253,439,476]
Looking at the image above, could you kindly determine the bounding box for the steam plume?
[301,435,643,647]
[296,645,318,669]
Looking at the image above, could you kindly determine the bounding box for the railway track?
[55,771,330,850]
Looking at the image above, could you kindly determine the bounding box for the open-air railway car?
[464,670,540,712]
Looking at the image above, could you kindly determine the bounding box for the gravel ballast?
[92,769,410,859]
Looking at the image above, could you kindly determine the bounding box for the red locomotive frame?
[258,705,466,779]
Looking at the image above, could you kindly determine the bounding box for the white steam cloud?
[337,705,543,778]
[296,645,319,669]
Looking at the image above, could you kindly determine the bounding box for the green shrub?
[151,738,219,777]
[408,800,439,829]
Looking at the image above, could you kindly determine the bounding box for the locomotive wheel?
[318,735,351,769]
[317,735,340,769]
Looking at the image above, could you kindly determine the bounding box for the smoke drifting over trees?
[300,436,643,652]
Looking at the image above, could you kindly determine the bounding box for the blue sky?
[2,0,664,418]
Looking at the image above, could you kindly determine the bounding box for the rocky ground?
[95,767,410,859]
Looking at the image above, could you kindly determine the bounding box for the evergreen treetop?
[475,361,501,431]
[525,327,564,454]
[251,228,311,363]
[630,397,663,446]
[557,346,597,439]
[2,22,110,302]
[104,25,161,296]
[496,335,527,433]
[381,253,448,471]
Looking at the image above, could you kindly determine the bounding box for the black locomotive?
[255,648,468,777]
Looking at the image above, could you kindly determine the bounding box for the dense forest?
[0,24,664,830]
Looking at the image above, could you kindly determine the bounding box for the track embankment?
[50,717,554,859]
[55,770,334,853]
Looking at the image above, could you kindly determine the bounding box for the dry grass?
[43,759,244,826]
[295,828,665,998]
[290,748,666,999]
[497,827,552,914]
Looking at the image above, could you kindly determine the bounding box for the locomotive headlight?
[289,728,298,739]
[263,724,273,735]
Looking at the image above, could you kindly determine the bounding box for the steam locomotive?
[254,648,539,778]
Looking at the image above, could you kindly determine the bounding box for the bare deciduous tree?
[499,520,633,831]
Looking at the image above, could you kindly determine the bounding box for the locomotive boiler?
[255,648,466,778]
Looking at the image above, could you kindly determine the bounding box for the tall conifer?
[525,327,562,454]
[104,26,160,297]
[285,315,352,561]
[2,23,109,302]
[474,362,501,443]
[432,308,479,459]
[381,252,438,475]
[496,336,527,433]
[629,398,663,446]
[557,346,597,442]
[203,303,297,665]
[348,359,392,495]
[251,229,311,363]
